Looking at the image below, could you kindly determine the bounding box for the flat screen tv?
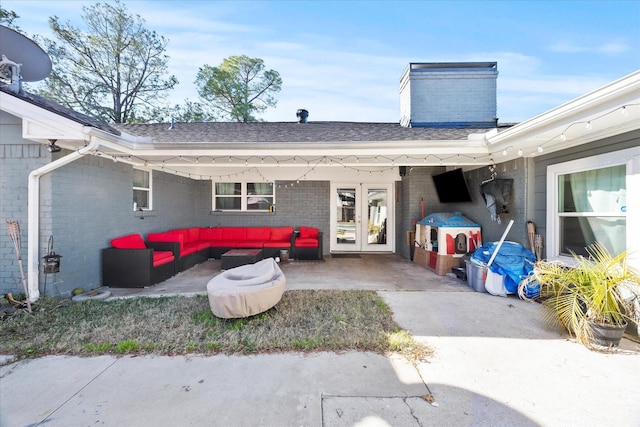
[432,168,473,203]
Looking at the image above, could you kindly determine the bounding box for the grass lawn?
[0,290,431,363]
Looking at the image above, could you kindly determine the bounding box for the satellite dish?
[0,25,52,82]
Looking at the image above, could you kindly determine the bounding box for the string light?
[491,103,638,158]
[89,103,636,181]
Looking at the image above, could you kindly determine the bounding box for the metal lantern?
[43,235,61,274]
[43,252,62,274]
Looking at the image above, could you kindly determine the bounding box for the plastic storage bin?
[465,260,488,293]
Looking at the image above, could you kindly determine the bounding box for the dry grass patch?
[0,290,431,363]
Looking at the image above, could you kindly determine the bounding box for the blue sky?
[3,0,639,123]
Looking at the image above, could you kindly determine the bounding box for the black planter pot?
[588,321,628,347]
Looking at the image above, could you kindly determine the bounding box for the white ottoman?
[207,258,286,319]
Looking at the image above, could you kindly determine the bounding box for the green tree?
[0,7,20,30]
[35,0,177,123]
[195,55,282,122]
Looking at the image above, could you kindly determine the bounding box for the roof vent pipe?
[296,109,309,124]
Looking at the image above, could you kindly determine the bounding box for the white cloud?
[549,38,630,55]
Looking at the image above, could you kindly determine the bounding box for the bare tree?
[35,1,177,123]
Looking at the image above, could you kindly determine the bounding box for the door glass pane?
[367,189,387,244]
[337,188,356,244]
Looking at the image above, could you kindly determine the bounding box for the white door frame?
[330,182,394,253]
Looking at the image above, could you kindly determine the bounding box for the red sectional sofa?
[146,226,296,272]
[103,226,323,288]
[102,234,177,288]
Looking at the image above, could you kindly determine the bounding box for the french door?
[330,183,394,252]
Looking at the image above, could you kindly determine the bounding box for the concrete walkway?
[2,255,639,426]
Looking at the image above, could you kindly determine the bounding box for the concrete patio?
[2,254,639,426]
[104,253,474,299]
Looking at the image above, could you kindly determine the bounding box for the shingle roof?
[114,121,507,144]
[0,87,121,136]
[3,87,514,145]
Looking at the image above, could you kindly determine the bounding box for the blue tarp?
[471,241,536,293]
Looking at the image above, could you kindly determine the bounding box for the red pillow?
[111,234,146,249]
[270,227,293,241]
[298,226,319,239]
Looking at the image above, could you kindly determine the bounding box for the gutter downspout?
[27,136,101,302]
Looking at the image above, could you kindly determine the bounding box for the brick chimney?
[399,62,498,128]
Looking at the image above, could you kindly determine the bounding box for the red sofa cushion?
[295,238,318,248]
[148,231,182,243]
[270,227,293,242]
[200,227,223,241]
[299,226,319,239]
[184,227,200,243]
[223,228,247,241]
[182,242,209,256]
[148,231,184,252]
[153,251,175,267]
[246,227,271,241]
[111,234,146,249]
[264,241,291,248]
[235,240,265,248]
[209,240,239,247]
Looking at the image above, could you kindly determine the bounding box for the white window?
[133,168,152,210]
[546,147,639,262]
[213,182,274,211]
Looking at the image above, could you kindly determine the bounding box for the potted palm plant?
[530,242,639,349]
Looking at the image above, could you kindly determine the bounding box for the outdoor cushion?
[209,240,242,247]
[184,227,201,243]
[269,227,294,242]
[182,241,209,256]
[299,226,319,239]
[294,237,318,248]
[200,227,224,241]
[223,228,247,241]
[207,258,286,319]
[152,251,175,267]
[246,227,271,241]
[235,240,266,248]
[263,240,291,248]
[148,231,182,244]
[111,234,146,249]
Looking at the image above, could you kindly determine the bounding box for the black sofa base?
[102,248,176,288]
[178,248,209,272]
